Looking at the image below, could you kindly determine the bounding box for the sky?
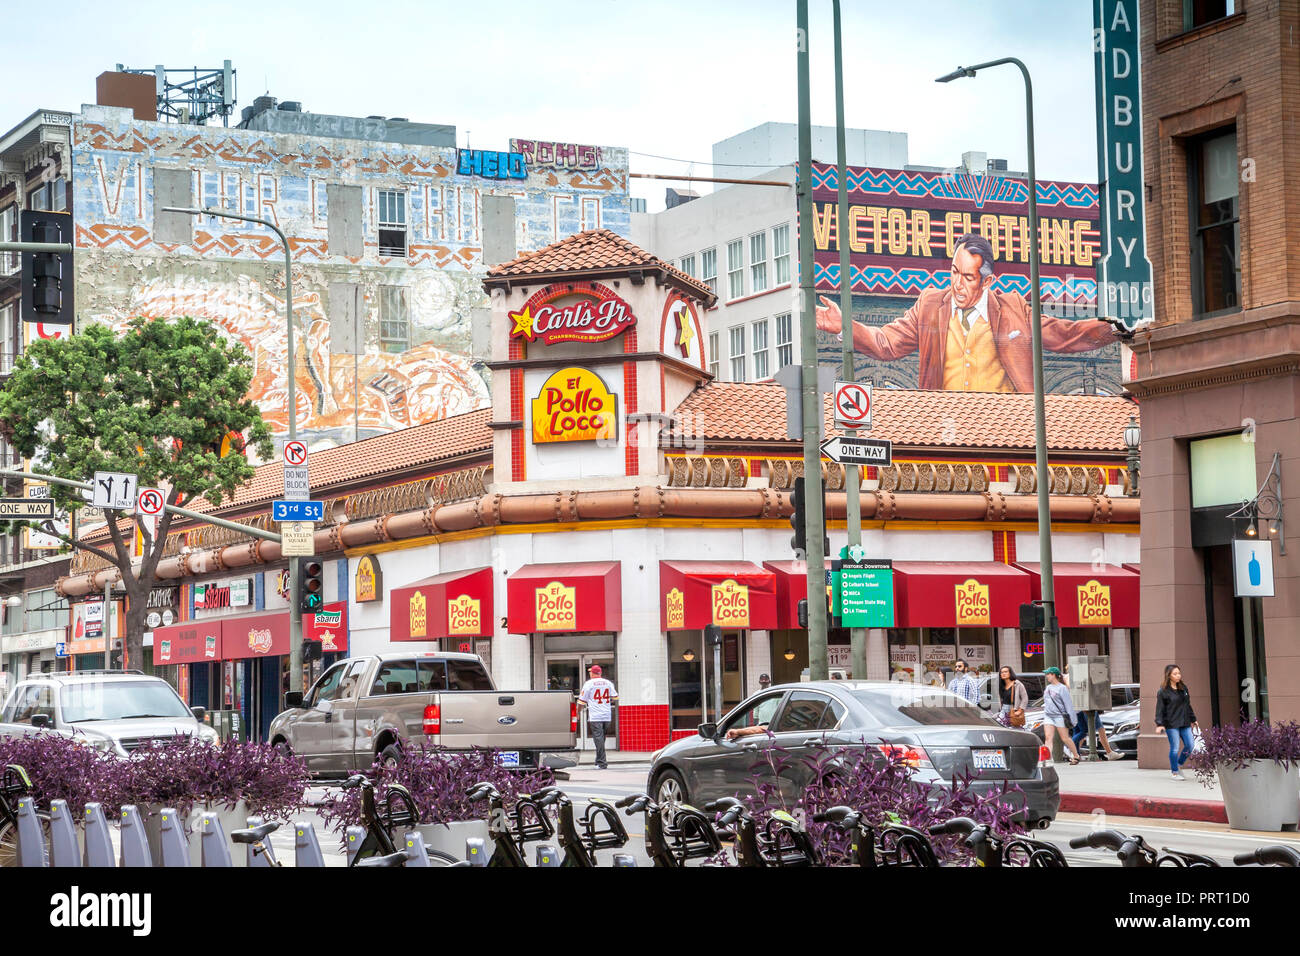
[0,0,1100,211]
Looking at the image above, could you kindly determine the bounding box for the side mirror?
[284,692,304,708]
[698,721,718,740]
[191,706,207,722]
[31,714,50,729]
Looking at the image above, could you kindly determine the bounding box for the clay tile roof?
[667,383,1137,453]
[485,228,716,306]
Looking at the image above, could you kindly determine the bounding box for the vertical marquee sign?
[1094,0,1154,330]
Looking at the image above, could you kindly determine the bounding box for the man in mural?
[814,233,1117,393]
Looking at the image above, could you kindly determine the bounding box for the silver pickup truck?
[268,651,576,774]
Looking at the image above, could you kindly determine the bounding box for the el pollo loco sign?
[509,283,636,346]
[448,594,481,636]
[535,581,577,631]
[954,579,991,627]
[1077,579,1112,626]
[711,579,750,628]
[532,368,618,444]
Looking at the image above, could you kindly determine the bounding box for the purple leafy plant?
[0,732,127,813]
[1188,719,1300,788]
[316,744,554,841]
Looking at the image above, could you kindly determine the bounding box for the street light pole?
[936,57,1060,707]
[163,206,304,695]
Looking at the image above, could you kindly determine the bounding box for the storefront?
[660,561,776,735]
[1016,562,1140,682]
[390,567,494,657]
[508,562,621,750]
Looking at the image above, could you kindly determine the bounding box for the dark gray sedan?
[647,681,1060,828]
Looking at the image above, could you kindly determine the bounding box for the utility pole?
[832,0,866,681]
[797,0,829,680]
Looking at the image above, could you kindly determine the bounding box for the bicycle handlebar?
[1234,845,1300,867]
[1069,829,1129,851]
[465,782,500,801]
[929,817,981,837]
[340,774,368,791]
[812,806,861,827]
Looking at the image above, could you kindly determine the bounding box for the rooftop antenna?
[114,60,236,125]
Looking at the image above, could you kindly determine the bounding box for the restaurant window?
[700,248,718,297]
[729,325,746,381]
[727,238,744,300]
[1188,128,1239,316]
[749,232,768,293]
[752,318,769,380]
[1183,0,1233,32]
[773,223,791,285]
[668,631,703,730]
[377,188,407,257]
[775,312,793,368]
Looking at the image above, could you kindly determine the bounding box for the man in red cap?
[577,664,618,770]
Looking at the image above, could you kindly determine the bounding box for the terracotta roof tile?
[485,228,716,306]
[668,383,1137,453]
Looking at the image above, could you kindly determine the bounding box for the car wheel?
[379,743,403,770]
[654,768,688,808]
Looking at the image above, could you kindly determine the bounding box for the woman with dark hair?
[1154,664,1198,780]
[999,665,1028,726]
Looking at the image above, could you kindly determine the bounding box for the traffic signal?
[789,476,807,556]
[1019,602,1046,631]
[704,623,723,646]
[299,558,324,614]
[20,210,73,325]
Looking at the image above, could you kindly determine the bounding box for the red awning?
[306,601,349,653]
[660,561,778,630]
[391,568,494,641]
[220,611,290,660]
[762,561,833,629]
[507,562,621,633]
[1016,563,1140,628]
[153,617,222,665]
[893,562,1032,628]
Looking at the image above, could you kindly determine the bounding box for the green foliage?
[0,317,274,524]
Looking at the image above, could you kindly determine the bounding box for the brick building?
[1129,0,1300,763]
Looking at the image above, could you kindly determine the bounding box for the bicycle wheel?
[425,847,464,866]
[0,813,51,867]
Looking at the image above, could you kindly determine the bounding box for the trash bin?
[205,709,245,742]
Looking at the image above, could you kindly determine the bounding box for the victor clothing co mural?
[71,111,629,446]
[808,163,1122,395]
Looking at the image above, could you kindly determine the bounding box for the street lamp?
[163,205,305,695]
[1123,415,1141,496]
[936,57,1061,677]
[3,596,21,607]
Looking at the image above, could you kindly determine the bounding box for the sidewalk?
[1053,758,1228,823]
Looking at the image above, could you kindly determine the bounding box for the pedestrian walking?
[947,659,979,704]
[577,664,618,770]
[1071,708,1123,759]
[999,665,1028,726]
[1042,667,1081,765]
[1154,664,1198,780]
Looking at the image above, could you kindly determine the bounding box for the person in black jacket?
[1154,664,1199,779]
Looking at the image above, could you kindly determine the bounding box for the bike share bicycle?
[929,816,1068,867]
[0,765,50,868]
[343,773,463,867]
[809,806,942,867]
[531,786,632,867]
[615,792,723,867]
[465,782,558,867]
[705,797,816,867]
[1069,828,1218,867]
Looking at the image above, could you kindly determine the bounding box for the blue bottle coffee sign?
[1232,539,1274,597]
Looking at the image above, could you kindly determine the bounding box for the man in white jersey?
[577,664,618,770]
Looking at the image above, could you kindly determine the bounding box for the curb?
[1060,791,1228,824]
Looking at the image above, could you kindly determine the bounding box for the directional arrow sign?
[273,500,324,522]
[0,498,55,520]
[820,436,893,467]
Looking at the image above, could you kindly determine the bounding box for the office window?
[0,205,16,274]
[1189,128,1239,316]
[776,312,793,368]
[708,332,720,379]
[1183,0,1233,32]
[379,285,410,351]
[377,189,407,257]
[752,319,769,380]
[700,248,718,297]
[0,304,14,375]
[773,223,791,285]
[729,325,746,381]
[679,254,696,278]
[727,239,745,300]
[750,232,768,293]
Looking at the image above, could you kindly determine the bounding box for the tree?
[0,317,273,669]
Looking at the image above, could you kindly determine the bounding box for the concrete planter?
[141,800,250,867]
[1217,761,1300,832]
[415,819,489,862]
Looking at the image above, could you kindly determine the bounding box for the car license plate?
[497,751,520,768]
[972,749,1008,771]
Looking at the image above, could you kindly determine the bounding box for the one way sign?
[820,436,893,467]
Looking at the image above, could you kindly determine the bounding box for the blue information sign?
[272,500,324,522]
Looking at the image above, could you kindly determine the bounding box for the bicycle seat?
[230,821,280,844]
[354,850,409,867]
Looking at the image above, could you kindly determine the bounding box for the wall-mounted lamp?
[783,647,796,661]
[2,595,21,607]
[682,648,696,662]
[1123,414,1140,497]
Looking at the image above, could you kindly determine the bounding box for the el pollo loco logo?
[448,594,481,636]
[531,368,617,444]
[665,588,685,629]
[1077,579,1112,626]
[509,284,636,345]
[409,590,427,639]
[535,581,577,631]
[711,579,750,628]
[954,579,991,626]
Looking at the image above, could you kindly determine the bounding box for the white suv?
[0,670,219,755]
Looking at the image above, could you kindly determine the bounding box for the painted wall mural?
[71,106,631,447]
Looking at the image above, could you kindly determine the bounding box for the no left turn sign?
[136,488,165,517]
[834,381,873,430]
[285,440,308,466]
